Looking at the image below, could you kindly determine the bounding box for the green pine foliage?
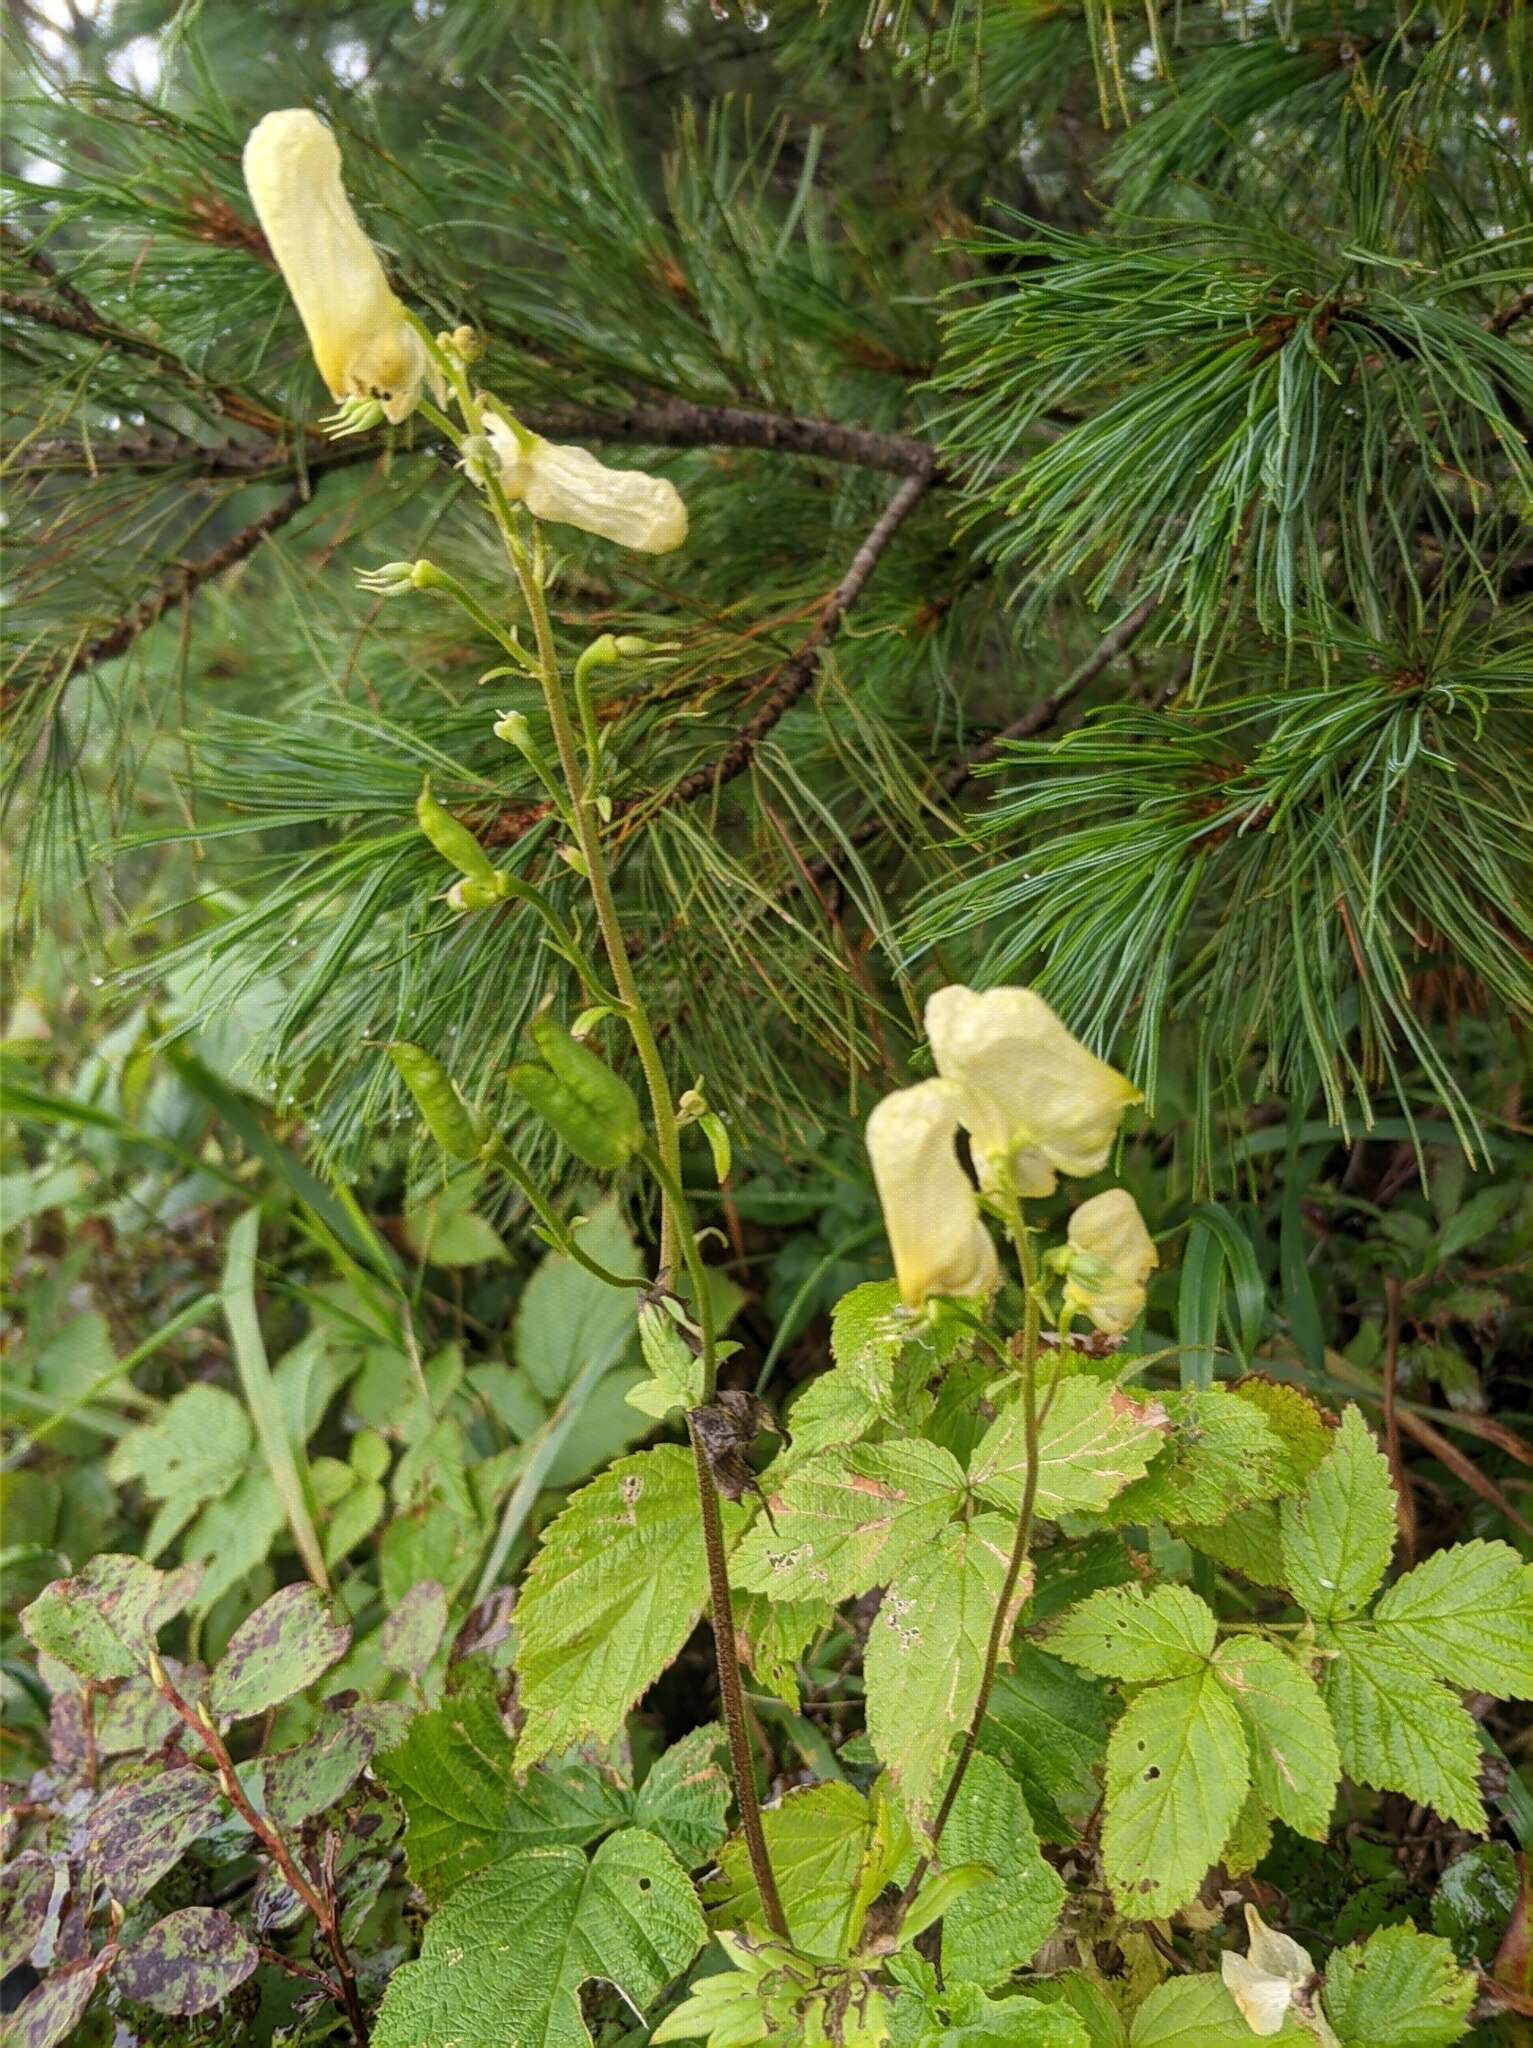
[3,5,1531,2048]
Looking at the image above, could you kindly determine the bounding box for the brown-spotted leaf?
[207,1583,350,1718]
[84,1763,223,1905]
[114,1907,258,2016]
[379,1579,449,1681]
[2,1954,110,2048]
[0,1851,53,1976]
[260,1711,377,1828]
[19,1556,198,1683]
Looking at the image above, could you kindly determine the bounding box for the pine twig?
[2,481,312,714]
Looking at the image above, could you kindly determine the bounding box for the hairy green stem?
[896,1188,1043,1923]
[457,389,787,1940]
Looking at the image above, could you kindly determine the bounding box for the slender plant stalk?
[897,1185,1044,1922]
[150,1659,369,2045]
[448,365,790,1940]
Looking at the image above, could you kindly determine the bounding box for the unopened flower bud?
[493,709,534,749]
[446,875,510,913]
[457,434,497,489]
[557,844,590,880]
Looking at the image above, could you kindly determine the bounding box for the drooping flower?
[924,985,1140,1197]
[1221,1906,1340,2044]
[865,1079,1000,1310]
[482,414,688,554]
[243,109,428,423]
[1060,1188,1157,1333]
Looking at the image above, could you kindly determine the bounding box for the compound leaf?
[373,1829,703,2048]
[1322,1627,1485,1830]
[1371,1539,1533,1697]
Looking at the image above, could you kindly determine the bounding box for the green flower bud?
[388,1041,485,1162]
[446,875,510,912]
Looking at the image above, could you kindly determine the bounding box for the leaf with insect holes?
[1321,1625,1485,1830]
[1102,1667,1250,1917]
[1280,1407,1396,1623]
[20,1554,197,1683]
[865,1514,1026,1825]
[969,1378,1169,1521]
[1371,1539,1533,1697]
[938,1753,1065,1990]
[372,1829,703,2048]
[1211,1638,1339,1839]
[113,1908,258,2017]
[1048,1583,1214,1684]
[515,1445,743,1766]
[207,1582,351,1718]
[731,1439,966,1605]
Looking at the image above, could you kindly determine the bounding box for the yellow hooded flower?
[924,985,1140,1196]
[243,109,428,423]
[1221,1906,1339,2044]
[1061,1189,1157,1333]
[865,1079,1000,1310]
[482,414,688,554]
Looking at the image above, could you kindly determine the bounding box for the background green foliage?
[2,1,1530,2044]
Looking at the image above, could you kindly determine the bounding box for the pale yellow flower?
[243,109,428,423]
[924,985,1140,1196]
[1222,1906,1339,2045]
[483,415,687,554]
[1061,1188,1157,1333]
[865,1079,1000,1309]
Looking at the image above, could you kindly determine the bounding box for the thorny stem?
[451,366,790,1942]
[895,1186,1044,1926]
[149,1659,369,2046]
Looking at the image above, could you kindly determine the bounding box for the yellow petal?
[486,419,688,553]
[865,1079,1000,1310]
[1221,1952,1295,2037]
[1063,1188,1157,1333]
[1243,1906,1317,1987]
[243,109,426,423]
[924,986,1140,1193]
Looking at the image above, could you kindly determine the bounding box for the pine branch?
[621,463,938,819]
[1,480,311,714]
[1488,284,1533,336]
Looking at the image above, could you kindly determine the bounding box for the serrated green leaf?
[978,1652,1111,1845]
[938,1753,1065,1990]
[1183,1382,1335,1579]
[1322,1923,1475,2048]
[1281,1407,1397,1623]
[735,1590,832,1709]
[1107,1390,1286,1529]
[867,1514,1023,1823]
[373,1829,704,2048]
[1102,1669,1249,1916]
[1372,1539,1533,1697]
[732,1440,966,1605]
[379,1669,627,1902]
[1128,1974,1309,2046]
[516,1445,741,1765]
[207,1582,350,1718]
[1211,1637,1338,1838]
[707,1781,890,1961]
[106,1385,251,1527]
[1219,1785,1274,1877]
[969,1380,1168,1521]
[631,1723,731,1867]
[904,1979,1089,2047]
[1322,1626,1486,1829]
[1048,1584,1214,1684]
